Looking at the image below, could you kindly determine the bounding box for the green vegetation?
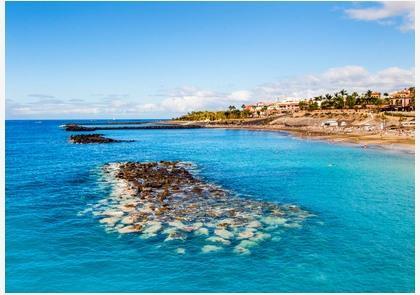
[176,105,251,121]
[297,89,393,111]
[299,100,319,111]
[317,89,384,110]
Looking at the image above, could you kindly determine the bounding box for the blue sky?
[6,1,415,119]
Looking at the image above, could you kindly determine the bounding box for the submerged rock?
[89,161,313,255]
[237,229,255,240]
[214,228,234,239]
[233,245,251,255]
[261,216,287,225]
[176,248,186,255]
[202,245,223,253]
[143,221,162,235]
[250,232,271,242]
[118,225,142,234]
[237,239,258,249]
[194,227,209,236]
[206,236,231,245]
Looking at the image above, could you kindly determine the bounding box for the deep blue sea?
[6,120,414,292]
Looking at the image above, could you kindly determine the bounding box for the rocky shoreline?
[87,161,313,255]
[69,134,133,144]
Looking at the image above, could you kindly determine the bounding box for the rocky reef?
[69,134,132,144]
[87,161,313,255]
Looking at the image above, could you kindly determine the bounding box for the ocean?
[5,120,414,292]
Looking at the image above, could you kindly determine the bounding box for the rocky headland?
[86,161,313,255]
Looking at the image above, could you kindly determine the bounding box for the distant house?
[261,101,300,114]
[244,102,267,117]
[245,100,300,117]
[392,88,412,99]
[273,101,300,111]
[371,92,381,99]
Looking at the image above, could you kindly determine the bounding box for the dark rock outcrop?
[69,134,131,144]
[65,124,96,131]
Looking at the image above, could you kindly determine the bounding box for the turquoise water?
[6,120,414,292]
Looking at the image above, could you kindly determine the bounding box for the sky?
[6,1,415,119]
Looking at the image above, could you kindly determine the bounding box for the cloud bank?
[344,1,414,31]
[7,65,414,119]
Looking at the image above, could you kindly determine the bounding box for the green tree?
[346,94,356,109]
[308,101,319,111]
[299,101,308,110]
[334,96,345,109]
[365,90,373,105]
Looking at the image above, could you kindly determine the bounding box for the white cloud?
[130,65,414,116]
[251,65,414,100]
[344,1,414,31]
[228,90,252,101]
[6,65,414,119]
[155,87,240,113]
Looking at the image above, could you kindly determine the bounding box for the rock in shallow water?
[69,134,132,144]
[88,161,313,255]
[176,248,186,255]
[214,228,234,239]
[206,236,231,245]
[202,245,223,253]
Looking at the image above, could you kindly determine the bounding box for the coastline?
[167,120,415,154]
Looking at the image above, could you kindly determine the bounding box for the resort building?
[245,100,300,117]
[392,88,413,99]
[276,101,300,110]
[371,92,381,99]
[389,88,415,111]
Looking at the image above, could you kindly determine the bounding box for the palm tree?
[366,90,373,98]
[228,105,236,111]
[339,89,348,97]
